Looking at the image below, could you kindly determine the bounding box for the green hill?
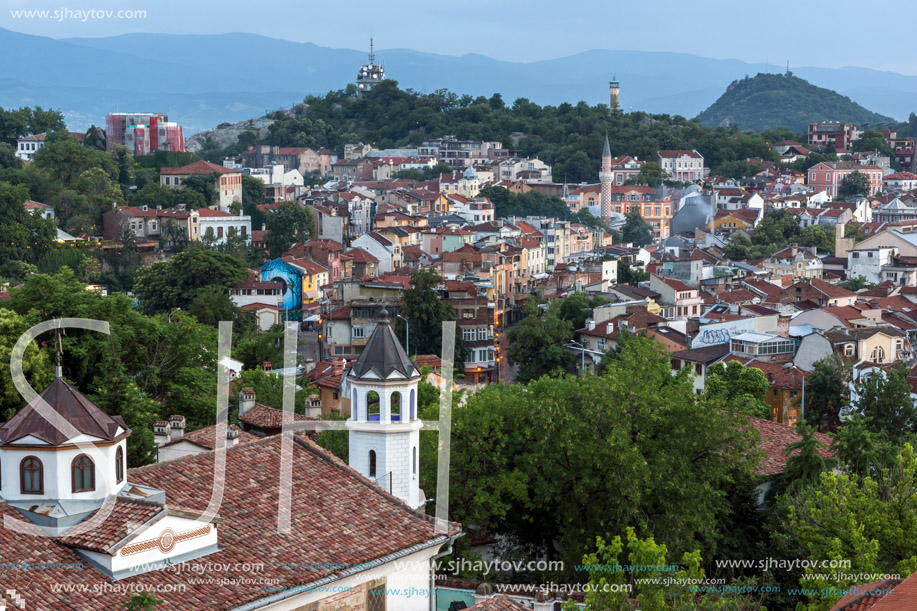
[696,73,895,132]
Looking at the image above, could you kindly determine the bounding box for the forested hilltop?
[194,80,804,182]
[697,72,897,131]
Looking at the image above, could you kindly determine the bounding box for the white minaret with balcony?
[346,308,423,509]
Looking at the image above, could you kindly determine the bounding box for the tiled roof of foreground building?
[1,434,459,609]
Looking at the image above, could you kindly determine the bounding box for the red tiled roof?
[466,595,531,610]
[346,248,379,264]
[748,417,834,477]
[830,575,911,610]
[658,149,702,158]
[58,498,166,553]
[656,276,694,292]
[238,403,311,428]
[160,160,240,175]
[161,423,259,451]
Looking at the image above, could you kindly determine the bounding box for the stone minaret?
[599,134,614,221]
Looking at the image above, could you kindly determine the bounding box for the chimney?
[606,321,615,334]
[226,425,239,447]
[153,420,170,448]
[262,361,272,372]
[586,319,596,331]
[239,387,256,416]
[169,415,186,441]
[333,358,345,376]
[790,243,798,257]
[777,313,791,338]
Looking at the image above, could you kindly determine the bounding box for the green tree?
[122,591,163,610]
[507,299,573,383]
[557,292,606,331]
[132,245,247,315]
[0,309,55,420]
[616,260,649,285]
[782,444,917,610]
[181,173,220,208]
[779,424,836,495]
[838,170,871,200]
[452,335,759,570]
[842,275,875,291]
[564,528,764,611]
[621,207,653,246]
[804,355,850,429]
[264,202,316,257]
[0,181,56,265]
[832,414,897,478]
[394,268,467,366]
[724,234,751,261]
[628,161,668,187]
[188,284,243,327]
[703,361,771,419]
[91,334,161,467]
[855,365,917,443]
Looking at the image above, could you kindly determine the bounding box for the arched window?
[367,391,380,421]
[391,391,401,422]
[369,450,377,478]
[352,389,358,419]
[410,389,415,420]
[413,446,417,475]
[21,456,43,495]
[72,454,95,492]
[116,446,124,484]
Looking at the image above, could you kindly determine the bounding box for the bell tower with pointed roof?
[346,308,423,509]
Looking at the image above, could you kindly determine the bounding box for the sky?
[3,0,917,75]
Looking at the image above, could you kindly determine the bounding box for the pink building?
[106,112,185,155]
[649,275,702,321]
[807,161,883,198]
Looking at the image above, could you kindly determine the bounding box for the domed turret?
[346,307,423,508]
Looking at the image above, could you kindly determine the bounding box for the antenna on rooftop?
[369,35,375,64]
[53,323,65,379]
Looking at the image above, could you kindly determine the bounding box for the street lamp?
[569,340,587,374]
[395,314,409,355]
[168,308,181,322]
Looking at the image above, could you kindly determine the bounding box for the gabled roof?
[160,160,240,175]
[748,417,834,477]
[238,404,312,429]
[348,310,419,381]
[467,595,531,610]
[0,378,128,446]
[160,423,259,451]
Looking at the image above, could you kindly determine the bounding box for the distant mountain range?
[1,27,916,133]
[696,73,896,132]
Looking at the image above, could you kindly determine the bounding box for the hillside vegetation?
[696,73,895,132]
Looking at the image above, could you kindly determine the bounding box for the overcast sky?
[4,0,916,74]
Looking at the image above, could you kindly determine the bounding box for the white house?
[195,208,251,245]
[16,133,47,161]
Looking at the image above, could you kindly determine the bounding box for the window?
[413,447,417,475]
[369,450,377,478]
[21,456,43,494]
[116,446,124,484]
[352,327,365,339]
[695,363,703,375]
[367,391,380,421]
[391,392,401,422]
[72,454,95,492]
[462,328,475,342]
[477,328,488,341]
[671,359,681,371]
[845,344,855,356]
[410,389,415,420]
[478,349,489,362]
